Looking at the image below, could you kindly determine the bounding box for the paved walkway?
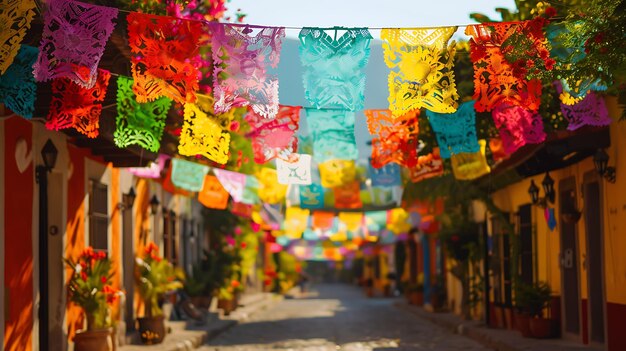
[200,284,491,350]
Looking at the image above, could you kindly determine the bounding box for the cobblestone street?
[201,284,492,351]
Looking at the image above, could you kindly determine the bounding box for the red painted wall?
[607,302,626,351]
[3,117,34,351]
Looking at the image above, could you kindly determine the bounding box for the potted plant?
[406,282,424,306]
[65,247,121,351]
[184,262,213,309]
[513,282,533,337]
[528,282,552,338]
[217,286,236,315]
[135,243,184,345]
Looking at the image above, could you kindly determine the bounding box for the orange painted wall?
[132,178,151,316]
[3,117,34,351]
[65,145,87,339]
[110,167,122,320]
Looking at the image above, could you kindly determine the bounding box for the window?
[490,213,511,306]
[518,204,534,285]
[89,180,109,252]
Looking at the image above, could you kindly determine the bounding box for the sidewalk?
[119,292,281,351]
[397,302,602,351]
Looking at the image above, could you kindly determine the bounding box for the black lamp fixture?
[119,186,137,210]
[41,139,58,172]
[149,195,160,215]
[593,148,616,183]
[528,172,555,207]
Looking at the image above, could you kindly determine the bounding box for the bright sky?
[225,0,517,38]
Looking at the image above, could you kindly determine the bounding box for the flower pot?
[137,316,166,345]
[365,287,374,298]
[74,328,113,351]
[218,298,235,315]
[408,291,424,306]
[515,312,532,337]
[529,317,554,338]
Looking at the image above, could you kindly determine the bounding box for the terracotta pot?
[74,328,113,351]
[515,312,532,337]
[493,306,505,329]
[137,316,166,345]
[529,317,554,338]
[190,296,213,309]
[218,298,235,315]
[365,287,374,298]
[408,291,424,306]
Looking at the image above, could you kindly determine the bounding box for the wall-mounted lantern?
[593,148,616,183]
[528,172,555,207]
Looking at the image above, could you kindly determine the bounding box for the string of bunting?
[0,0,615,216]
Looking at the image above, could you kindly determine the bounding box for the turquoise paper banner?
[171,158,209,192]
[299,183,325,209]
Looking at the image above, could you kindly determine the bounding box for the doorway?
[583,172,606,345]
[122,205,134,331]
[559,177,580,338]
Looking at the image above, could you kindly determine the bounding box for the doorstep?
[118,292,280,351]
[396,302,603,351]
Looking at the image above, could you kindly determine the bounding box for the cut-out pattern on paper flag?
[213,168,247,203]
[312,211,335,230]
[381,27,459,116]
[129,154,170,179]
[33,0,117,88]
[0,45,37,118]
[451,140,491,180]
[257,168,287,204]
[242,176,260,205]
[179,95,233,164]
[277,154,312,185]
[369,162,401,187]
[554,82,611,131]
[365,109,420,168]
[299,27,372,111]
[319,159,357,188]
[284,207,310,239]
[211,23,285,118]
[408,148,444,183]
[426,100,480,159]
[114,76,172,152]
[162,166,194,196]
[0,0,36,75]
[338,212,363,232]
[387,208,410,234]
[465,23,542,112]
[46,69,110,138]
[171,158,210,192]
[546,23,606,105]
[246,105,301,163]
[127,12,203,104]
[492,103,546,154]
[306,108,357,162]
[198,175,229,210]
[334,181,362,209]
[299,183,325,209]
[365,211,387,232]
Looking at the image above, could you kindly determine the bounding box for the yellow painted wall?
[490,96,626,306]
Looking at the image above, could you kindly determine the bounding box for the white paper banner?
[276,154,312,185]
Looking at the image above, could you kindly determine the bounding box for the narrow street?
[202,284,491,351]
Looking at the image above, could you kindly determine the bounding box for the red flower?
[101,276,107,284]
[80,271,88,281]
[545,58,556,70]
[240,242,247,249]
[231,280,240,288]
[594,32,605,44]
[545,7,557,18]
